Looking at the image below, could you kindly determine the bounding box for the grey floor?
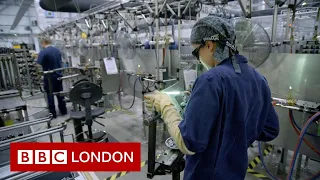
[24,93,320,180]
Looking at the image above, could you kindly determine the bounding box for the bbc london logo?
[10,142,141,171]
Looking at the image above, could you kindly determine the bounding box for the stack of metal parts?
[15,49,41,95]
[0,115,68,180]
[0,48,20,92]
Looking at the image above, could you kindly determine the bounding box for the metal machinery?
[15,47,42,97]
[0,48,21,94]
[12,0,318,179]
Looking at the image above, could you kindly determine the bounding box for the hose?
[289,110,320,137]
[287,112,320,180]
[258,142,280,180]
[118,77,139,110]
[289,110,320,156]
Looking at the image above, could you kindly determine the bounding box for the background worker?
[145,16,280,180]
[37,37,67,118]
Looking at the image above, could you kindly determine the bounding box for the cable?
[289,110,320,137]
[307,172,320,180]
[287,112,320,180]
[289,110,320,156]
[258,142,280,180]
[118,77,139,110]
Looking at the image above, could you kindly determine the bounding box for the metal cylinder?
[0,116,52,132]
[271,5,278,42]
[155,0,160,81]
[8,57,16,87]
[0,125,65,147]
[4,58,12,87]
[0,58,6,89]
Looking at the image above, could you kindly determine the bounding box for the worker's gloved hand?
[144,90,173,113]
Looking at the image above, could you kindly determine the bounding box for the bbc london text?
[10,142,141,171]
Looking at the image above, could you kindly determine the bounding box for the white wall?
[0,3,39,47]
[0,1,78,48]
[34,0,78,30]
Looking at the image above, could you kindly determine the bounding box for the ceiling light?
[302,2,307,5]
[14,34,17,36]
[101,20,107,29]
[85,19,90,28]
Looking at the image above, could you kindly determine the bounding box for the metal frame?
[0,124,66,150]
[144,113,185,180]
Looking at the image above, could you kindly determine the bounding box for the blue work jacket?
[179,54,279,180]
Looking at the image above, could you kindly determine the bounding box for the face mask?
[199,57,212,70]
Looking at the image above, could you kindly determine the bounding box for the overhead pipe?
[182,0,192,15]
[271,4,279,42]
[264,0,274,8]
[116,10,136,31]
[155,0,160,81]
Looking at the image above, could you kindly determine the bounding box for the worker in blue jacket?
[145,16,279,180]
[37,37,67,118]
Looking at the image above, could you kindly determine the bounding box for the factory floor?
[25,93,320,180]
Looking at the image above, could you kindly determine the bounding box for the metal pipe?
[285,0,291,40]
[178,2,181,63]
[147,113,159,176]
[145,3,154,13]
[295,154,302,179]
[23,50,32,94]
[237,0,248,17]
[0,116,52,132]
[159,0,168,13]
[155,0,160,81]
[0,59,7,89]
[0,126,66,149]
[182,0,192,15]
[5,171,50,180]
[143,78,156,82]
[0,125,65,147]
[60,131,65,142]
[8,58,16,87]
[166,4,177,16]
[141,14,150,25]
[264,0,274,8]
[162,78,177,82]
[271,4,279,42]
[168,48,172,77]
[57,73,81,80]
[4,58,12,87]
[116,11,135,31]
[47,122,53,142]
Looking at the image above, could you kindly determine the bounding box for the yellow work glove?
[144,90,173,113]
[145,91,195,155]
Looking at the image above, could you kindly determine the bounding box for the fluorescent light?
[14,34,17,36]
[101,20,107,29]
[163,91,181,95]
[302,2,307,5]
[85,19,90,28]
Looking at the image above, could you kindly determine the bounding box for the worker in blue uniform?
[37,37,67,118]
[145,16,279,180]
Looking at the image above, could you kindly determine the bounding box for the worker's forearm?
[161,105,195,155]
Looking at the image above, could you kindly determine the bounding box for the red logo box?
[10,142,141,172]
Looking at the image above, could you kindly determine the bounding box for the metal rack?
[0,48,21,93]
[15,48,41,96]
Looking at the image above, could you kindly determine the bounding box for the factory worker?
[37,37,67,118]
[145,16,279,180]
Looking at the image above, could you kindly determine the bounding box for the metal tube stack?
[0,47,19,91]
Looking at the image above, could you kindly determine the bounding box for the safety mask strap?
[221,24,241,74]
